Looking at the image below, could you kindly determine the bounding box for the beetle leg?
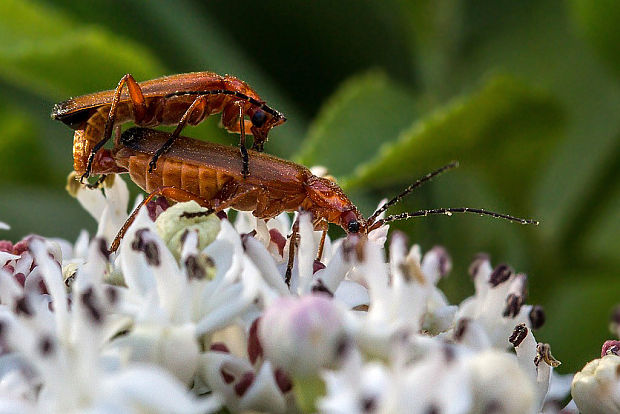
[148,95,209,173]
[84,74,146,181]
[85,175,108,189]
[316,228,327,262]
[285,215,301,287]
[211,185,258,211]
[238,103,250,179]
[109,186,213,253]
[252,140,264,152]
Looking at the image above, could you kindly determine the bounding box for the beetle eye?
[251,109,267,127]
[347,220,360,233]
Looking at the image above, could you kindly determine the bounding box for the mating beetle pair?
[53,72,537,280]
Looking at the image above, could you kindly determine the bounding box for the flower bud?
[259,295,348,377]
[572,355,620,414]
[155,201,220,260]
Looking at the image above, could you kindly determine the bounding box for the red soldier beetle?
[51,72,286,181]
[92,127,538,285]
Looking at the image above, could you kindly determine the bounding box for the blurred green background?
[0,0,618,372]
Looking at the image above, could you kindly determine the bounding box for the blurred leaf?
[569,0,620,77]
[580,170,620,264]
[342,75,563,206]
[0,106,52,185]
[449,0,620,244]
[539,272,620,373]
[395,0,464,97]
[0,0,166,99]
[295,71,418,177]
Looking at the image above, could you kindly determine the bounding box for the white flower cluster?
[0,176,576,413]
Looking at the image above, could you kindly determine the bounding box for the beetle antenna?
[368,207,539,232]
[367,161,459,225]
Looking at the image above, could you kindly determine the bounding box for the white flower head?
[259,294,349,377]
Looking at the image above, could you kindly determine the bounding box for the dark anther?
[234,372,255,397]
[483,400,502,414]
[433,246,451,277]
[442,344,456,363]
[80,287,102,324]
[179,229,193,246]
[251,109,267,128]
[535,343,561,367]
[185,255,206,280]
[454,318,470,341]
[97,238,110,260]
[529,305,546,329]
[241,231,257,250]
[509,323,528,347]
[220,367,235,384]
[131,229,161,266]
[14,273,25,287]
[269,229,286,257]
[424,404,440,414]
[489,263,513,287]
[311,279,333,297]
[146,197,170,221]
[247,318,263,364]
[105,286,118,305]
[64,271,76,288]
[38,335,55,356]
[335,335,350,359]
[209,342,230,353]
[468,253,490,279]
[502,293,523,318]
[360,396,377,413]
[274,368,293,393]
[313,260,326,274]
[14,296,33,317]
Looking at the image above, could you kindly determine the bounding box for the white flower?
[509,324,563,412]
[0,175,574,413]
[0,236,220,413]
[456,256,542,349]
[466,350,536,414]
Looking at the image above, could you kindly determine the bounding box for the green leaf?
[0,0,166,100]
[569,0,620,77]
[447,1,620,244]
[295,71,419,178]
[342,75,563,206]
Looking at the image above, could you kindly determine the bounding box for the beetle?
[51,72,286,181]
[91,127,538,284]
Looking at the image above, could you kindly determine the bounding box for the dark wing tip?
[50,99,75,119]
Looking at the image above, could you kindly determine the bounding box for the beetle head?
[249,106,286,147]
